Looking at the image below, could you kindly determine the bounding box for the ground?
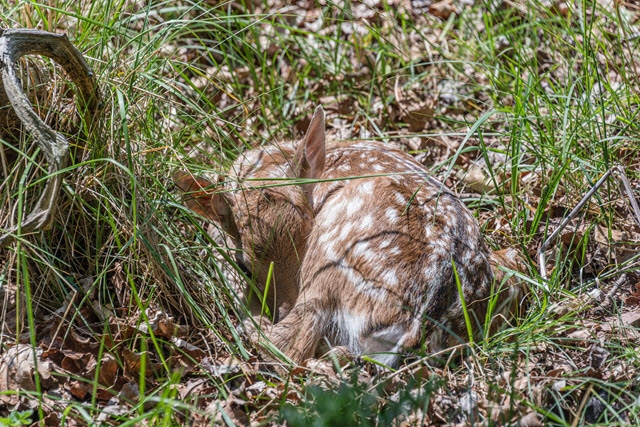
[1,0,640,425]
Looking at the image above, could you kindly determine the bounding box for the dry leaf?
[68,380,90,399]
[601,311,640,332]
[518,411,545,427]
[0,345,50,396]
[429,0,457,19]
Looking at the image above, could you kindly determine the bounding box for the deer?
[174,106,524,367]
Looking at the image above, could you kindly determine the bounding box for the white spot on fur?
[390,175,403,185]
[424,225,433,239]
[432,244,449,258]
[381,269,398,286]
[360,181,374,195]
[394,192,406,205]
[380,238,393,249]
[319,197,351,226]
[351,241,378,265]
[422,264,447,312]
[359,214,374,231]
[318,229,331,245]
[263,145,283,155]
[423,265,438,279]
[267,168,283,178]
[385,207,399,222]
[324,240,338,260]
[466,224,475,237]
[337,222,355,243]
[346,197,364,216]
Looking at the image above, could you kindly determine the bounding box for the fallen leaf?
[0,345,50,396]
[624,282,640,305]
[565,328,594,343]
[518,411,545,427]
[61,351,93,374]
[85,353,119,387]
[400,99,434,132]
[121,348,163,380]
[552,379,567,392]
[68,380,90,399]
[459,163,496,193]
[601,311,640,332]
[207,395,250,426]
[201,356,242,377]
[119,381,140,404]
[429,0,457,19]
[594,225,625,246]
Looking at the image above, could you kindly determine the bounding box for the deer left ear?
[173,172,217,218]
[173,171,242,242]
[292,106,326,202]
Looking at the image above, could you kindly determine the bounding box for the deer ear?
[292,106,326,200]
[173,172,215,217]
[173,172,240,240]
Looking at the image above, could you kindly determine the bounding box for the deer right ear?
[292,106,326,202]
[173,172,239,240]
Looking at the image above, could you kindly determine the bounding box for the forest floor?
[2,0,640,425]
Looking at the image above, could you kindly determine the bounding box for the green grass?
[2,0,640,425]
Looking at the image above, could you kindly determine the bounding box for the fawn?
[175,106,523,366]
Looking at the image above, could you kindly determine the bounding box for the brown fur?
[175,107,524,366]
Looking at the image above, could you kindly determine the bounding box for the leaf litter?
[3,0,640,425]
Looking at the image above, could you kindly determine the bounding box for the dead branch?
[537,165,640,282]
[0,29,100,247]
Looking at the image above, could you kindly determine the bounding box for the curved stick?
[0,29,100,247]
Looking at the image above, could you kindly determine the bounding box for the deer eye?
[234,253,252,276]
[236,260,252,276]
[259,188,273,204]
[251,243,266,258]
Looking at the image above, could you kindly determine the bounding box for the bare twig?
[601,273,628,310]
[0,29,100,247]
[614,166,640,226]
[538,165,640,281]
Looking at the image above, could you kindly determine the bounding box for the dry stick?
[615,165,640,225]
[47,290,78,352]
[571,383,595,427]
[538,165,640,282]
[602,273,628,310]
[0,29,100,247]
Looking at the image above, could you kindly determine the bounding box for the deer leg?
[248,299,326,364]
